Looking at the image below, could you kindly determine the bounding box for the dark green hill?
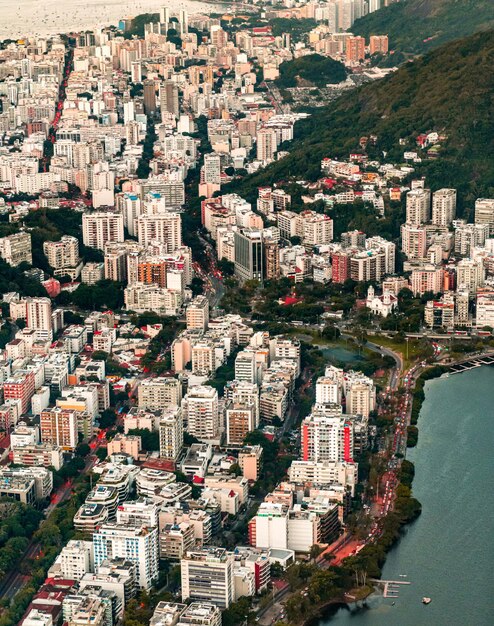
[352,0,494,55]
[230,30,494,217]
[274,54,348,89]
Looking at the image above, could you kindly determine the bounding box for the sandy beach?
[0,0,223,39]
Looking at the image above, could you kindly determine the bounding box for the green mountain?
[231,30,494,221]
[353,0,494,55]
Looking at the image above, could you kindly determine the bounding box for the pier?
[370,579,411,599]
[450,354,494,374]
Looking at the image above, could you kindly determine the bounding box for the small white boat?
[422,597,432,605]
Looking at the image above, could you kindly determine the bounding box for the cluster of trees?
[56,279,125,311]
[139,316,183,374]
[275,54,347,89]
[0,472,93,626]
[0,501,43,581]
[244,431,293,496]
[126,428,159,452]
[91,350,129,376]
[207,348,239,396]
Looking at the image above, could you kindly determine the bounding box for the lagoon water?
[320,366,494,626]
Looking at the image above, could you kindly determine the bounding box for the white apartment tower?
[183,386,220,441]
[406,188,431,225]
[82,212,124,251]
[137,213,182,252]
[93,523,159,590]
[186,295,210,331]
[475,198,494,235]
[181,548,234,609]
[159,407,184,461]
[256,128,277,164]
[203,153,221,185]
[26,297,53,340]
[432,188,457,226]
[138,377,182,410]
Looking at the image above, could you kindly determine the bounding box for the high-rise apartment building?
[3,371,35,415]
[181,548,234,608]
[143,80,157,114]
[401,223,427,260]
[43,235,80,270]
[256,128,276,164]
[160,81,179,119]
[26,297,53,340]
[159,407,184,461]
[136,213,182,251]
[93,523,159,590]
[301,410,354,463]
[369,35,388,55]
[406,188,431,224]
[138,377,182,410]
[0,231,32,266]
[186,295,210,331]
[183,386,219,441]
[40,407,78,450]
[432,188,457,226]
[234,228,264,282]
[264,239,280,280]
[346,36,365,63]
[203,153,221,185]
[83,212,124,250]
[474,198,494,235]
[226,403,256,445]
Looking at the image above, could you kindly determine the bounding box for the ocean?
[0,0,223,39]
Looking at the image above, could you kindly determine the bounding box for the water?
[0,0,223,39]
[320,366,494,626]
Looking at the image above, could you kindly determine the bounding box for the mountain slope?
[231,30,494,216]
[352,0,494,55]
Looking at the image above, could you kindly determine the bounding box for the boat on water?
[422,597,432,605]
[399,574,407,577]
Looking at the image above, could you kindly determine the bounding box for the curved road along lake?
[320,366,494,626]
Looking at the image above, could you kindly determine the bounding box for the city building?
[93,523,159,590]
[181,548,234,608]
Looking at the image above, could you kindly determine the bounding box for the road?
[195,232,226,309]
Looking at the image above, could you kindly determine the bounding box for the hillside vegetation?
[274,54,348,88]
[230,30,494,218]
[353,0,494,54]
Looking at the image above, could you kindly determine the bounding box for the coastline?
[298,359,460,626]
[301,357,493,626]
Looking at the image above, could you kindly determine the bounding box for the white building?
[181,548,234,609]
[93,523,159,590]
[182,386,220,441]
[82,212,124,250]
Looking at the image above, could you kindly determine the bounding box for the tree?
[75,443,91,457]
[96,447,108,462]
[221,597,253,626]
[127,428,159,452]
[99,408,116,429]
[309,544,324,562]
